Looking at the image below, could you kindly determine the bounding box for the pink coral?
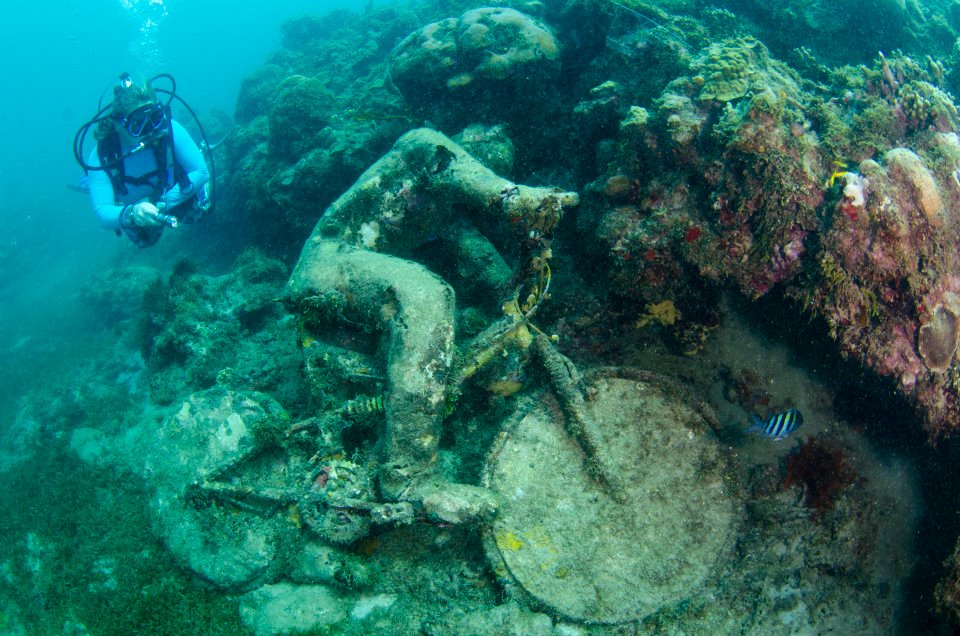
[765,232,809,283]
[866,240,900,275]
[874,321,924,390]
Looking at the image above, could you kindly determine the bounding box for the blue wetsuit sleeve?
[162,120,210,210]
[87,147,125,230]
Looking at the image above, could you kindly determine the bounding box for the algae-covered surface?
[5,0,960,634]
[484,371,739,624]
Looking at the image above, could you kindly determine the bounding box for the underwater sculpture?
[278,129,744,625]
[284,127,579,522]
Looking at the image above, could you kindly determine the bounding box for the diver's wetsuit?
[87,120,209,244]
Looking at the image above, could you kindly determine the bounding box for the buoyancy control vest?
[96,121,191,206]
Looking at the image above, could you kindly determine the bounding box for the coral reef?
[583,36,819,314]
[579,38,960,437]
[696,36,785,102]
[799,132,960,434]
[132,250,305,408]
[234,64,286,125]
[266,75,336,160]
[868,51,959,134]
[15,0,960,632]
[80,265,163,327]
[937,536,960,625]
[220,9,419,255]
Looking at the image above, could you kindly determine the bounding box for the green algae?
[0,446,246,635]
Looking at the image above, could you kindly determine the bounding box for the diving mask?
[120,103,166,138]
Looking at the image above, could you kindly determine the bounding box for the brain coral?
[694,37,800,104]
[389,7,560,123]
[455,8,559,84]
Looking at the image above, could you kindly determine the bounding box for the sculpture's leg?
[286,239,498,524]
[454,223,515,305]
[316,128,578,256]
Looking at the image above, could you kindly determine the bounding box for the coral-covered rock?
[573,81,626,140]
[885,147,945,224]
[579,40,960,438]
[694,37,790,103]
[268,75,336,160]
[218,9,416,256]
[389,8,560,126]
[586,37,819,306]
[235,64,286,125]
[802,132,960,434]
[138,252,305,409]
[857,52,960,138]
[81,265,162,326]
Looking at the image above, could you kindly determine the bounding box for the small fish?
[344,394,384,416]
[747,408,803,440]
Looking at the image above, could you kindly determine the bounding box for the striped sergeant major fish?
[747,408,803,440]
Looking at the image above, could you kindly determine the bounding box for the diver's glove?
[120,202,177,228]
[121,202,161,228]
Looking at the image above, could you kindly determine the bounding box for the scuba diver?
[74,73,213,248]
